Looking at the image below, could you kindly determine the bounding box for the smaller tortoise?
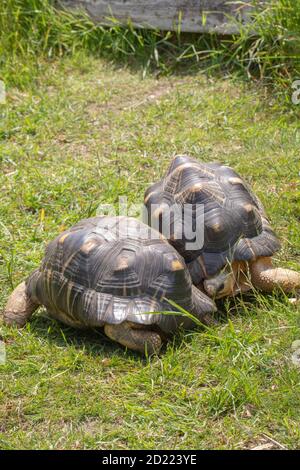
[3,216,216,354]
[144,155,300,299]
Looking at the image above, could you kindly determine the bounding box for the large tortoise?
[3,216,216,354]
[144,155,300,299]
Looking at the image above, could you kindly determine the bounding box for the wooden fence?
[62,1,265,34]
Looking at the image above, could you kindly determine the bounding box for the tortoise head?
[203,261,252,299]
[203,270,236,299]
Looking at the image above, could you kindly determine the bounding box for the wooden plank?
[61,1,262,34]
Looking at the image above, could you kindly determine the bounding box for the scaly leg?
[250,257,300,293]
[3,282,39,327]
[104,321,162,355]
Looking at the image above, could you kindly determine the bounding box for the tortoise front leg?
[3,282,39,327]
[104,321,162,355]
[250,257,300,293]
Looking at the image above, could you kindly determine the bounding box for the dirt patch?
[244,434,287,450]
[85,79,182,118]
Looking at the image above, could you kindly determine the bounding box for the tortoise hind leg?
[3,282,39,327]
[104,321,162,355]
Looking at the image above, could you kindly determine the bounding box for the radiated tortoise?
[144,155,300,299]
[3,216,216,354]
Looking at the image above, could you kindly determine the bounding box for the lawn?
[0,53,300,450]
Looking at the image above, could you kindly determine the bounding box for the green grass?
[0,53,300,449]
[1,0,300,99]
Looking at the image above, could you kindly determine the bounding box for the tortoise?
[144,155,300,299]
[3,216,216,354]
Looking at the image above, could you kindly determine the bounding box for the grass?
[0,52,300,449]
[0,0,300,100]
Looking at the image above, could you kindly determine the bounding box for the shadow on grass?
[28,310,143,361]
[23,289,296,364]
[25,292,279,357]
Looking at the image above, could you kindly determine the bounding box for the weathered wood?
[61,1,263,34]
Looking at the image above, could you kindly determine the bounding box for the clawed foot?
[104,321,162,355]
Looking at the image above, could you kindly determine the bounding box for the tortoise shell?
[144,155,281,285]
[26,216,215,333]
